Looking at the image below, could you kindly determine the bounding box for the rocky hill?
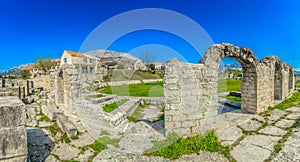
[0,63,33,76]
[85,50,145,70]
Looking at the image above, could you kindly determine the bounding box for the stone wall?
[49,65,80,110]
[164,59,218,136]
[0,79,35,99]
[164,43,295,137]
[0,96,27,161]
[32,75,50,90]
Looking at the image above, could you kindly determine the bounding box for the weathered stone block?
[0,126,27,160]
[56,115,78,138]
[41,105,63,121]
[0,96,26,127]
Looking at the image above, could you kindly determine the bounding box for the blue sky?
[0,0,300,70]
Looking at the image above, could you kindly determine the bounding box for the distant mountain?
[85,50,146,70]
[220,62,242,71]
[0,63,33,76]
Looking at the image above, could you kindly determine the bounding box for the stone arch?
[164,43,295,137]
[200,43,259,113]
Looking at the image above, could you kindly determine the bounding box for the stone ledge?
[41,105,63,121]
[0,126,28,160]
[0,96,26,127]
[56,115,78,138]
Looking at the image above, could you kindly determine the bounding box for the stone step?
[90,96,114,104]
[218,99,241,109]
[56,115,78,138]
[41,105,63,121]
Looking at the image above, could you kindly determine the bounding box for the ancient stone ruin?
[0,96,28,161]
[164,43,295,136]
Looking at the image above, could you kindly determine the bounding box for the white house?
[151,62,164,70]
[60,50,99,73]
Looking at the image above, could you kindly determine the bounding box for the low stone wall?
[56,115,78,138]
[32,76,50,90]
[0,96,27,161]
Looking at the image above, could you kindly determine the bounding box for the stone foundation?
[0,96,27,161]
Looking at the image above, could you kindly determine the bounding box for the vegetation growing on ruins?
[79,131,121,161]
[145,130,230,160]
[225,95,241,102]
[102,99,129,113]
[127,102,148,122]
[269,91,300,110]
[98,82,164,97]
[103,70,163,82]
[218,79,241,93]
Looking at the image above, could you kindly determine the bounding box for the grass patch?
[98,136,120,148]
[225,95,241,102]
[98,82,163,97]
[47,123,62,137]
[103,99,128,113]
[145,130,230,160]
[218,79,241,93]
[38,114,51,122]
[61,133,71,144]
[103,70,163,82]
[89,94,105,98]
[62,160,79,162]
[127,102,148,122]
[80,135,120,161]
[297,82,300,88]
[100,130,110,136]
[269,91,300,110]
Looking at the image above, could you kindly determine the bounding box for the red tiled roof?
[65,50,89,58]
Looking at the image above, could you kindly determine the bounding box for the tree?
[150,64,155,71]
[20,70,31,79]
[34,56,57,71]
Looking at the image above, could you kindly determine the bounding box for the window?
[83,58,87,63]
[82,67,88,73]
[90,59,92,63]
[64,58,67,63]
[90,67,94,73]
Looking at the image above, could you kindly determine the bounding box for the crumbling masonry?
[164,43,295,136]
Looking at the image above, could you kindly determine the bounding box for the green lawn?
[218,79,241,93]
[269,91,300,110]
[297,82,300,88]
[103,99,128,113]
[103,70,163,82]
[225,95,241,102]
[98,82,164,97]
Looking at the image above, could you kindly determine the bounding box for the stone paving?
[25,95,300,162]
[227,107,300,162]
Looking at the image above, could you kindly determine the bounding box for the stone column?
[1,78,5,88]
[0,96,28,161]
[18,87,21,99]
[31,81,34,88]
[26,80,30,96]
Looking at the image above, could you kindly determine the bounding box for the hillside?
[0,63,33,76]
[85,50,145,70]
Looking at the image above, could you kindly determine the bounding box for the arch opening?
[218,58,243,114]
